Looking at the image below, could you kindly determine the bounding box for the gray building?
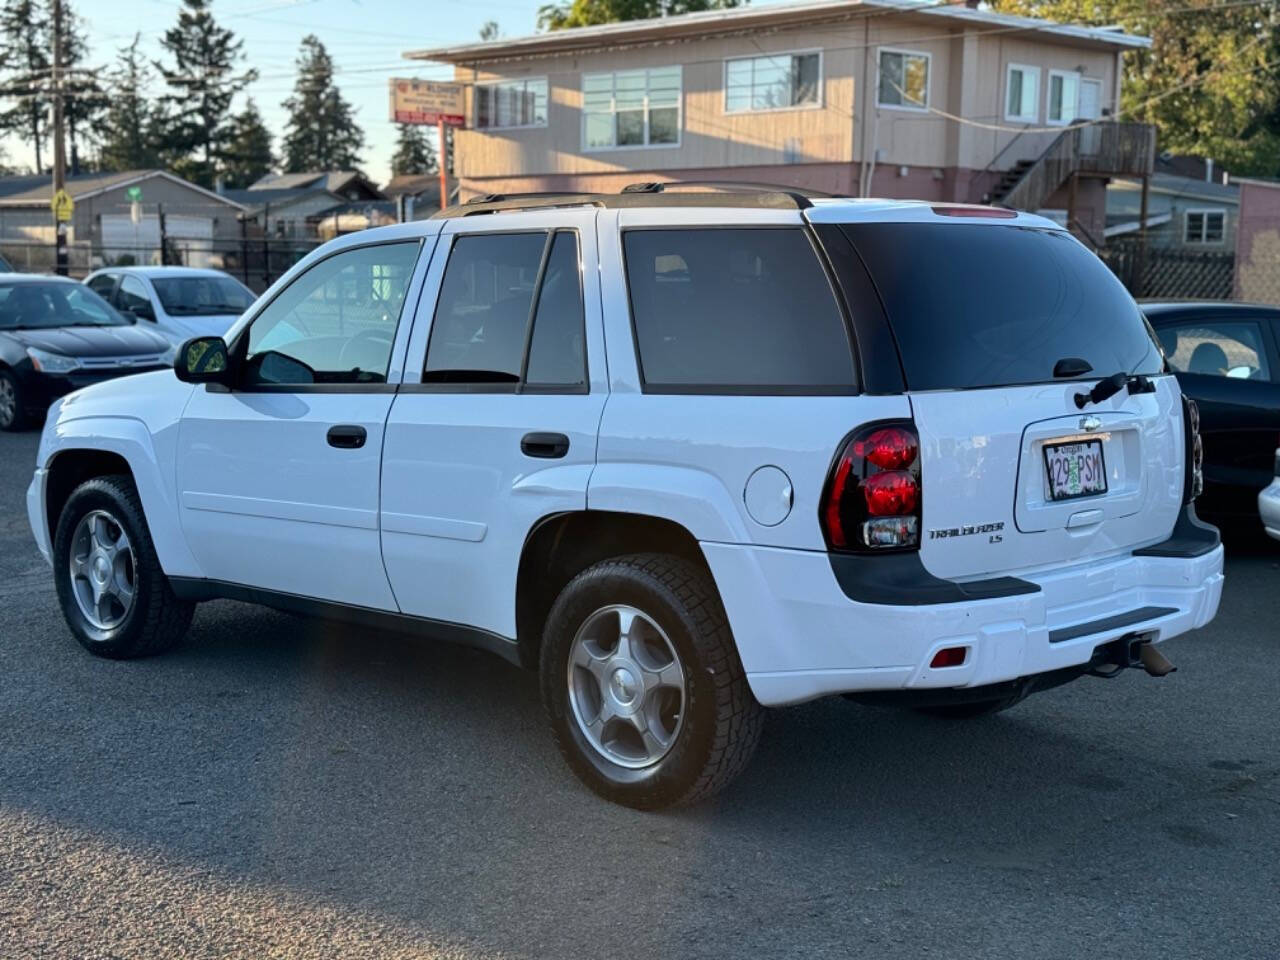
[1106,170,1239,253]
[0,169,247,274]
[219,171,385,239]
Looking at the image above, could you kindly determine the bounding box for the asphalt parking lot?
[1,426,1278,960]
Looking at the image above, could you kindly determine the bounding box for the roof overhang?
[0,170,247,211]
[405,0,1150,65]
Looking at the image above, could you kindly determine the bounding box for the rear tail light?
[821,421,922,552]
[1182,396,1203,503]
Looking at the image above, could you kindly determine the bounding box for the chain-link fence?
[1234,214,1280,306]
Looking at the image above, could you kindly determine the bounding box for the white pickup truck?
[27,187,1224,808]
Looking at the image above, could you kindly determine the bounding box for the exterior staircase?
[988,122,1156,213]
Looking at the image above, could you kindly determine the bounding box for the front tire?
[53,475,194,659]
[0,370,26,431]
[540,554,763,810]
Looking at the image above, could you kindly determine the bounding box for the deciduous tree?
[538,0,742,31]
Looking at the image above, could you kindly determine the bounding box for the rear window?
[839,223,1162,391]
[623,228,855,392]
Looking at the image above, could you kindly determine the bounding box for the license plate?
[1043,439,1107,501]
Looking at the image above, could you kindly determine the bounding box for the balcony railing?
[1001,122,1156,212]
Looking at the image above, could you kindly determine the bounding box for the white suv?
[26,188,1225,808]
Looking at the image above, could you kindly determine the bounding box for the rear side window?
[839,223,1162,391]
[424,230,586,388]
[623,228,855,392]
[1156,322,1271,381]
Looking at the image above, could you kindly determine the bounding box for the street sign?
[125,186,143,202]
[389,78,465,127]
[51,188,74,222]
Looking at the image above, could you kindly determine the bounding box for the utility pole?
[438,120,448,212]
[51,0,68,276]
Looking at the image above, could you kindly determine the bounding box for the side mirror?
[174,336,231,385]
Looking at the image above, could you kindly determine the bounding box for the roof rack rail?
[465,191,588,205]
[619,179,844,204]
[433,184,820,218]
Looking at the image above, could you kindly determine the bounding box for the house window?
[475,78,548,129]
[877,49,929,110]
[1005,64,1039,122]
[725,52,821,112]
[1184,209,1227,245]
[1048,70,1080,125]
[582,66,681,150]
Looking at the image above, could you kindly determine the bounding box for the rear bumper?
[1261,478,1280,542]
[703,538,1224,708]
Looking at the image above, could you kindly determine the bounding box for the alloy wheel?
[69,509,137,630]
[567,604,687,769]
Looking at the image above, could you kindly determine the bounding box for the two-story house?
[406,0,1154,242]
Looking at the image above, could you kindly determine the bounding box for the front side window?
[725,52,820,112]
[0,282,128,329]
[243,241,420,386]
[1184,209,1227,245]
[623,228,855,391]
[117,276,152,316]
[1048,70,1080,124]
[1156,322,1271,381]
[877,49,929,110]
[1005,64,1039,122]
[583,66,681,150]
[475,77,548,129]
[425,231,586,389]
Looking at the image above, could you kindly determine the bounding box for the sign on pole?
[389,79,466,126]
[125,186,143,202]
[50,188,74,222]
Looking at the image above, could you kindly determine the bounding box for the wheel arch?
[41,419,203,578]
[514,510,713,671]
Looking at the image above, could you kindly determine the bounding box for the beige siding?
[450,17,1128,182]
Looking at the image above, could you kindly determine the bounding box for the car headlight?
[26,347,80,373]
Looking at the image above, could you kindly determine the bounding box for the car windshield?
[0,281,130,329]
[151,275,255,315]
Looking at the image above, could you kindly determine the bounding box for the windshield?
[0,281,130,329]
[152,274,255,316]
[836,223,1162,391]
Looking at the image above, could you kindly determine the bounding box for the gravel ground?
[1,426,1277,959]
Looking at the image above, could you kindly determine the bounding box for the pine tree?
[280,35,365,172]
[0,0,51,172]
[390,123,436,177]
[479,20,501,41]
[222,98,275,188]
[154,0,258,187]
[58,5,108,174]
[99,34,164,171]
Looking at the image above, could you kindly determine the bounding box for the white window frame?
[473,76,550,131]
[722,48,824,115]
[580,66,683,153]
[1004,62,1040,123]
[876,47,931,113]
[1047,69,1081,126]
[1184,207,1228,246]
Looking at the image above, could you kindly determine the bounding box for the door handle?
[521,431,570,459]
[327,424,367,449]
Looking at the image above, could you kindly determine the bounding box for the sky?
[0,0,565,185]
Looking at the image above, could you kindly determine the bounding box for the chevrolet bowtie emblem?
[1080,415,1102,432]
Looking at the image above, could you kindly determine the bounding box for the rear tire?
[0,370,26,431]
[540,553,764,810]
[53,475,194,659]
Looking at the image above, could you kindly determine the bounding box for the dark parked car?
[1143,301,1280,521]
[0,274,172,430]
